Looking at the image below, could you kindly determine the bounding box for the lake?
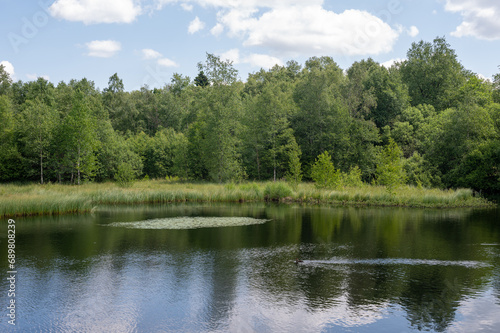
[1,203,499,332]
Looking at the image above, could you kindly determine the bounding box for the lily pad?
[104,216,270,230]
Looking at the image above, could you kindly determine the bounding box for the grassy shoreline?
[0,180,496,218]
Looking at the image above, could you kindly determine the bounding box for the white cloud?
[26,74,50,81]
[219,49,283,69]
[210,23,224,36]
[50,0,142,24]
[155,0,324,10]
[181,3,193,11]
[245,53,283,69]
[86,40,121,58]
[140,49,179,68]
[0,60,15,79]
[476,73,492,82]
[240,6,398,56]
[217,6,399,56]
[157,58,179,67]
[407,25,419,37]
[381,58,404,69]
[445,0,500,40]
[220,48,240,64]
[156,1,400,56]
[142,48,162,59]
[188,16,205,34]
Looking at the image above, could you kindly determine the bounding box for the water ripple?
[301,257,491,268]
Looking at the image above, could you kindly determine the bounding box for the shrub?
[342,166,364,187]
[376,138,406,192]
[264,182,293,201]
[311,151,341,189]
[115,162,136,187]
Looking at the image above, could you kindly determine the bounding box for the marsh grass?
[0,181,494,218]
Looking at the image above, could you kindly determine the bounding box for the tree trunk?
[77,146,81,185]
[40,150,43,185]
[256,148,260,180]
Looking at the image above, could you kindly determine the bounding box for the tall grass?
[0,181,495,218]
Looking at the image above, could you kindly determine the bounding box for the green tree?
[103,73,124,94]
[455,75,493,108]
[425,105,496,187]
[344,119,380,182]
[403,152,442,188]
[376,138,406,191]
[194,70,209,87]
[292,57,350,175]
[343,59,377,119]
[285,139,302,190]
[453,140,500,193]
[115,161,136,187]
[243,81,297,181]
[367,64,409,128]
[170,73,191,96]
[344,58,409,128]
[103,74,141,134]
[493,66,500,104]
[17,99,58,184]
[185,121,208,180]
[400,37,467,111]
[94,121,142,182]
[147,128,185,178]
[311,151,341,189]
[195,54,244,182]
[0,95,21,181]
[60,91,99,184]
[0,64,12,96]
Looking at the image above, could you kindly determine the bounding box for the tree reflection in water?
[3,203,499,332]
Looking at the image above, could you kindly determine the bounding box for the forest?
[1,37,499,194]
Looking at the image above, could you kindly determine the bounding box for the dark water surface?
[1,204,500,332]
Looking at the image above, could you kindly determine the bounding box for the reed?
[0,180,494,218]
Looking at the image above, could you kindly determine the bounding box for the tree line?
[1,37,499,193]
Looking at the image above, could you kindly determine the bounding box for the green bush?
[376,138,406,192]
[342,166,364,187]
[264,182,293,201]
[311,151,341,189]
[115,162,136,187]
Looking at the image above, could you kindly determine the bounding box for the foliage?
[285,140,302,190]
[264,181,293,201]
[0,64,12,96]
[400,37,467,111]
[311,151,341,189]
[0,38,498,196]
[342,166,364,187]
[194,71,209,87]
[376,138,406,191]
[292,57,350,174]
[452,140,500,193]
[17,99,58,184]
[115,162,136,187]
[403,152,442,188]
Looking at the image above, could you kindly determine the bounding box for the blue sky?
[1,0,499,91]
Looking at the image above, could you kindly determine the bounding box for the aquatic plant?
[105,216,271,229]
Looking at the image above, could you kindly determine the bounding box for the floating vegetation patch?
[104,216,271,230]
